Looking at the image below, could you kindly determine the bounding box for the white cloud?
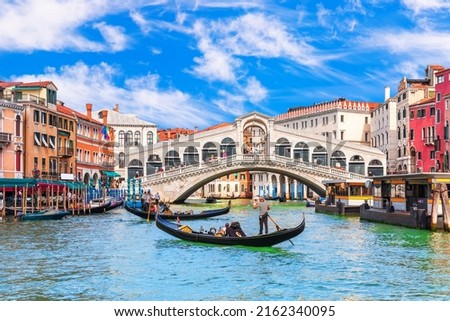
[243,77,268,104]
[13,61,223,128]
[0,0,157,52]
[130,10,152,35]
[93,22,128,51]
[402,0,450,14]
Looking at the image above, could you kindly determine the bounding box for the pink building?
[409,97,436,172]
[435,67,450,171]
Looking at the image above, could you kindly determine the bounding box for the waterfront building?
[0,81,68,180]
[91,104,157,184]
[0,84,25,178]
[409,97,436,172]
[370,87,397,174]
[393,65,443,174]
[57,103,115,187]
[434,67,450,171]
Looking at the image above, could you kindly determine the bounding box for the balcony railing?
[2,93,46,105]
[57,147,74,157]
[0,132,12,144]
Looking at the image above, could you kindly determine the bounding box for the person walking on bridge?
[253,196,270,234]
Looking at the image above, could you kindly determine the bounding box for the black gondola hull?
[155,214,305,247]
[124,201,231,220]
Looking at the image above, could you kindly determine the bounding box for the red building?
[435,67,450,171]
[409,97,436,172]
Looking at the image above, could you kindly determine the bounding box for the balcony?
[0,132,12,145]
[57,147,74,158]
[2,93,45,105]
[423,136,435,145]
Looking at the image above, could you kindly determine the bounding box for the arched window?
[349,155,365,175]
[134,131,141,146]
[118,131,125,146]
[331,151,346,169]
[15,115,21,136]
[147,132,154,145]
[275,138,291,157]
[312,146,328,165]
[293,142,309,162]
[126,131,133,146]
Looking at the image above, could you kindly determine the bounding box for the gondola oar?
[267,213,294,245]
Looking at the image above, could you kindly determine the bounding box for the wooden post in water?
[22,186,26,214]
[37,187,41,210]
[31,186,34,214]
[430,184,441,231]
[14,185,17,217]
[46,186,50,209]
[440,183,450,232]
[63,185,67,211]
[82,188,86,215]
[1,186,5,219]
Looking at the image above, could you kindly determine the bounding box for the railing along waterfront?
[141,154,367,184]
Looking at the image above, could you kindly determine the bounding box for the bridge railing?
[141,153,367,185]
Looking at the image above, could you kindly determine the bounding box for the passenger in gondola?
[225,223,237,237]
[231,221,246,237]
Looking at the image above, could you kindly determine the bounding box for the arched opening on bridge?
[279,175,286,197]
[128,159,143,178]
[275,138,291,157]
[243,124,266,154]
[331,150,347,170]
[312,146,328,165]
[349,155,365,175]
[202,142,219,161]
[368,159,384,176]
[183,146,199,165]
[220,137,236,158]
[147,154,162,174]
[270,174,278,198]
[165,150,181,168]
[293,142,309,162]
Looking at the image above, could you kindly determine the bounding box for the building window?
[15,115,21,136]
[126,131,133,145]
[34,132,41,146]
[119,131,125,146]
[119,152,125,168]
[147,132,154,145]
[340,131,344,140]
[33,110,39,122]
[410,129,414,140]
[410,110,414,119]
[437,109,441,123]
[437,93,441,102]
[340,115,344,122]
[134,131,141,146]
[41,112,47,125]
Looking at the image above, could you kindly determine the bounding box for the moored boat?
[155,213,305,247]
[17,209,69,221]
[125,200,231,220]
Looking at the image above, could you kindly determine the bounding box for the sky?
[1,0,450,129]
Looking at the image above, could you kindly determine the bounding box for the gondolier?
[253,196,270,234]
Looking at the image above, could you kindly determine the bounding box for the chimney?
[102,110,108,126]
[384,86,390,101]
[113,103,119,112]
[86,103,92,120]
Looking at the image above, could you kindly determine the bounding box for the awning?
[103,171,121,178]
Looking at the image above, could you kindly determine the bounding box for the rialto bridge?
[123,112,386,203]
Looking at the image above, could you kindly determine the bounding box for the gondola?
[155,213,305,247]
[17,209,69,221]
[124,200,231,220]
[205,196,217,203]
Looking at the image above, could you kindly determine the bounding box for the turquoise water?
[1,199,449,301]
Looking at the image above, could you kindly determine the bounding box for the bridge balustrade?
[141,153,367,185]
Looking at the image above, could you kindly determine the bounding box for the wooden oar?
[267,213,294,245]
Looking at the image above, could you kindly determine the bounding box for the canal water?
[1,199,449,301]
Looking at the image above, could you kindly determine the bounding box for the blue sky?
[1,0,450,129]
